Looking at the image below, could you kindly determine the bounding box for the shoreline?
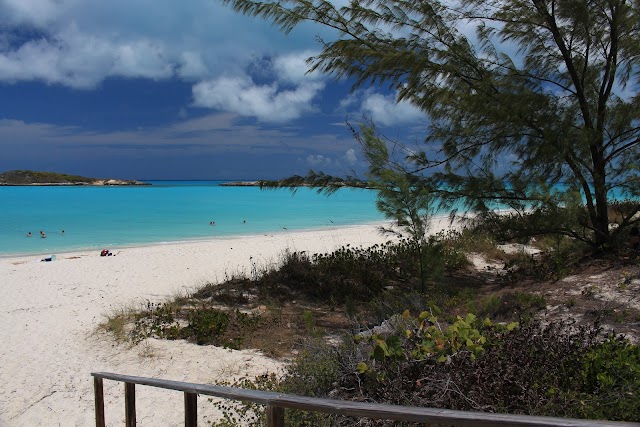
[0,218,461,426]
[0,212,464,260]
[1,222,442,426]
[0,182,387,258]
[0,220,393,259]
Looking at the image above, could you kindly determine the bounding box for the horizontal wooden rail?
[91,372,640,427]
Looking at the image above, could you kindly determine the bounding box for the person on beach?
[26,231,32,237]
[40,230,46,238]
[61,229,65,236]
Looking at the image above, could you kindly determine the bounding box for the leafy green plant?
[129,302,261,348]
[551,335,640,421]
[356,307,515,380]
[180,307,230,345]
[324,319,639,425]
[130,301,180,344]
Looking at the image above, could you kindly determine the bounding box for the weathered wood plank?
[184,392,197,427]
[266,405,284,427]
[124,382,136,427]
[91,372,640,427]
[93,377,105,427]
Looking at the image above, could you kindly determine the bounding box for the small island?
[219,180,262,187]
[0,170,150,186]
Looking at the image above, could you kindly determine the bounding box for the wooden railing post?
[93,372,637,427]
[94,377,105,427]
[124,382,136,427]
[184,392,197,427]
[266,405,284,427]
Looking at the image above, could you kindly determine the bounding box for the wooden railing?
[91,372,640,427]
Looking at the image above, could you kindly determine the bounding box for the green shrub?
[130,302,180,344]
[209,315,640,426]
[328,318,639,425]
[130,303,261,349]
[249,239,457,307]
[439,227,503,261]
[477,292,547,322]
[180,307,230,345]
[568,335,640,421]
[210,338,344,427]
[501,249,578,281]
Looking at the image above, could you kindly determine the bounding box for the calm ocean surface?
[0,181,385,256]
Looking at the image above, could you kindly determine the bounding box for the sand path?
[0,224,399,426]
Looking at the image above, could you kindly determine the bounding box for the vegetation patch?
[127,301,262,350]
[100,213,640,424]
[476,292,547,323]
[210,319,639,425]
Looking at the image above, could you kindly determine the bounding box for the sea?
[0,181,385,257]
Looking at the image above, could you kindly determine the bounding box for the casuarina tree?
[224,0,640,250]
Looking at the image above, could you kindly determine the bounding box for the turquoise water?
[0,181,385,256]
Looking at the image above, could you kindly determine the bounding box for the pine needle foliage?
[222,0,640,250]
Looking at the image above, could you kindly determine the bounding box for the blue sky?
[0,0,425,180]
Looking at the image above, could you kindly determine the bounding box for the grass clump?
[129,301,261,349]
[98,307,137,343]
[439,227,506,261]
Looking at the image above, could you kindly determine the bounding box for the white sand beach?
[0,219,456,426]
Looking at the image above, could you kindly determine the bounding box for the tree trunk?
[592,153,610,249]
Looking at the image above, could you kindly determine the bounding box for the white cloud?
[0,0,331,88]
[111,40,174,80]
[338,92,360,111]
[0,26,175,87]
[192,75,324,123]
[178,51,208,80]
[0,0,65,27]
[272,50,322,84]
[306,154,332,167]
[336,88,425,127]
[360,92,424,126]
[0,0,338,123]
[345,148,357,165]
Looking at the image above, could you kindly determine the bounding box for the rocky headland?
[0,170,149,186]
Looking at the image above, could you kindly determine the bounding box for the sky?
[0,0,426,180]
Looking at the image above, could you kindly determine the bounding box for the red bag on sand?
[100,249,109,257]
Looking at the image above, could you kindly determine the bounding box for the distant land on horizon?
[0,170,150,186]
[219,180,263,186]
